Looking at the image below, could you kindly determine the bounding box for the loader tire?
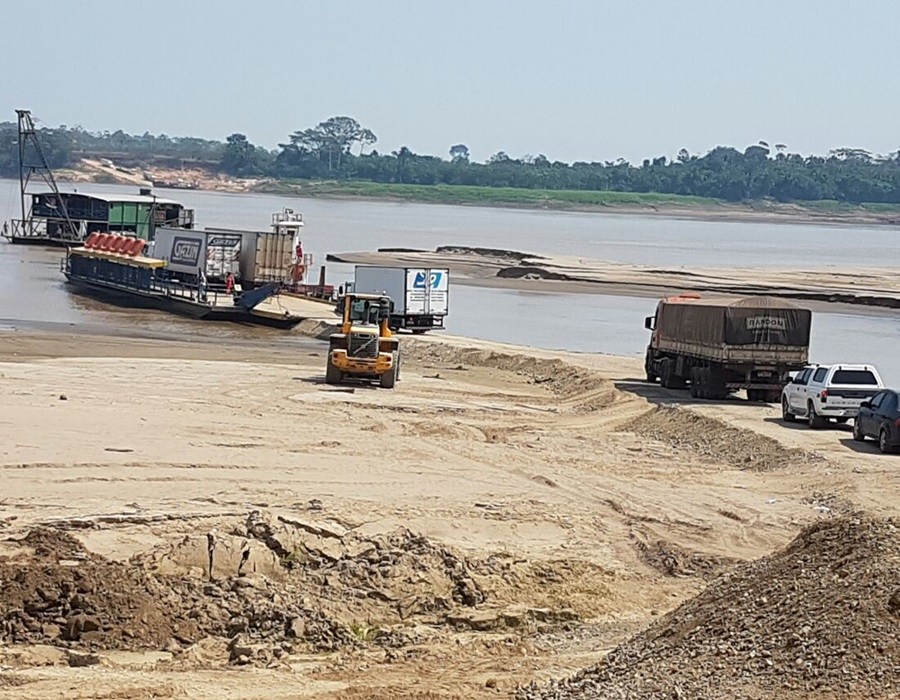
[380,353,398,389]
[325,357,343,385]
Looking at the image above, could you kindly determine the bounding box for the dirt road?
[0,330,895,699]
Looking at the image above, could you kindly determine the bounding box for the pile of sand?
[407,343,618,411]
[520,515,899,699]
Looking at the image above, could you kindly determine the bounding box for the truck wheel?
[645,350,658,383]
[764,390,781,404]
[659,359,673,388]
[689,367,701,398]
[705,368,728,400]
[747,389,760,402]
[325,357,343,385]
[660,360,686,390]
[782,397,796,423]
[807,402,826,429]
[852,419,866,442]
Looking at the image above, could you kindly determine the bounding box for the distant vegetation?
[3,116,900,206]
[265,180,722,209]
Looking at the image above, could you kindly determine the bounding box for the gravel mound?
[520,515,899,699]
[624,406,818,472]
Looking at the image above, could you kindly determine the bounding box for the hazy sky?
[2,1,898,164]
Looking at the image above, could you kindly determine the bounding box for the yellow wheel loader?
[326,293,400,388]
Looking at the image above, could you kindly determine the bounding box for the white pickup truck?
[781,364,884,428]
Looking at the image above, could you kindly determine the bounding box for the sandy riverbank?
[329,247,900,311]
[0,327,896,699]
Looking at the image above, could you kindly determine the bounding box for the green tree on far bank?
[221,133,270,177]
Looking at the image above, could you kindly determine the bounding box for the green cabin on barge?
[4,188,194,244]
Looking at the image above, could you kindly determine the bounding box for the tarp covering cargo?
[656,295,811,348]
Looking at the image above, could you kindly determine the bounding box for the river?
[1,179,898,384]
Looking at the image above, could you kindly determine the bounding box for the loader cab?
[340,293,394,335]
[347,295,392,326]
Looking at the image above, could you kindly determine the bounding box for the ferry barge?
[63,229,305,328]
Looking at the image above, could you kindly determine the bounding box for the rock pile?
[236,513,486,624]
[0,528,177,649]
[0,514,494,664]
[0,528,354,657]
[520,515,899,699]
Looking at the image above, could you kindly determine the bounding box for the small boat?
[152,178,201,190]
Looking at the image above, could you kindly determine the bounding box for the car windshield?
[832,369,878,385]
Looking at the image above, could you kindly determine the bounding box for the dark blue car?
[853,389,900,453]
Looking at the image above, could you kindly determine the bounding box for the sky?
[2,0,898,164]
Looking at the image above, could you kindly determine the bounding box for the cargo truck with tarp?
[643,293,812,401]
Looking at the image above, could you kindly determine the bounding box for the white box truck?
[353,266,449,333]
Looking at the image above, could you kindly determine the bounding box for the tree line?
[3,117,900,205]
[0,121,224,175]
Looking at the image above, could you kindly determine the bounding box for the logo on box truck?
[171,237,201,266]
[413,271,443,289]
